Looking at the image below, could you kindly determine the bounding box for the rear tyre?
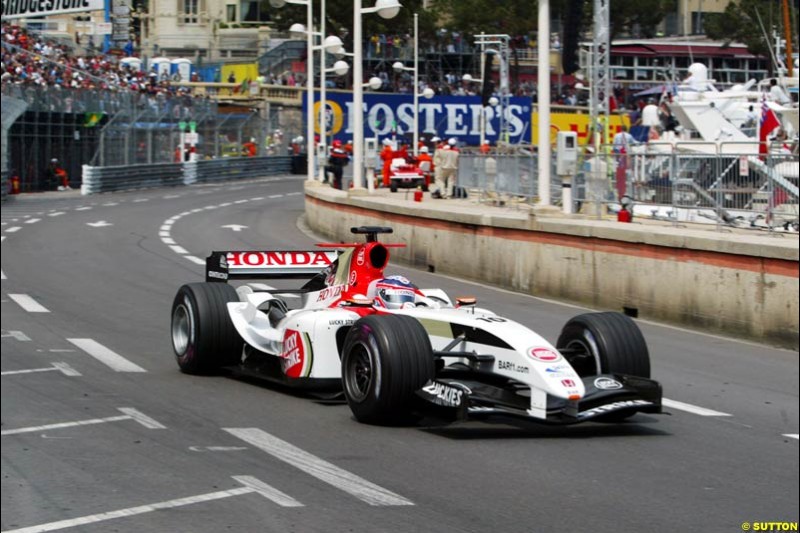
[390,181,398,193]
[171,283,242,375]
[341,315,435,424]
[556,312,650,378]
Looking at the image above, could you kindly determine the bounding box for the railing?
[456,145,799,232]
[80,155,296,195]
[572,143,799,232]
[179,82,304,105]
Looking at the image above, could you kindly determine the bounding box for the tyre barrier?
[1,169,8,202]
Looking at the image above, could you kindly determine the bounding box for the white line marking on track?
[224,427,414,506]
[163,194,181,199]
[25,218,41,224]
[75,206,92,211]
[185,256,205,265]
[233,476,304,507]
[2,414,130,436]
[1,269,6,280]
[86,221,112,227]
[118,407,166,429]
[162,237,176,245]
[5,226,22,233]
[48,212,65,217]
[8,294,50,313]
[268,194,284,198]
[1,330,32,341]
[250,196,264,201]
[234,199,248,204]
[2,483,256,533]
[132,198,149,203]
[286,192,303,196]
[170,245,189,254]
[188,445,248,452]
[102,202,119,207]
[1,408,162,437]
[1,236,6,242]
[66,338,146,372]
[783,434,799,440]
[1,362,80,377]
[662,398,732,417]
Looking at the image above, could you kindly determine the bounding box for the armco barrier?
[81,156,294,194]
[81,163,185,194]
[1,169,8,202]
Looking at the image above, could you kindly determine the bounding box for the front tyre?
[341,315,435,424]
[556,312,650,378]
[171,283,242,375]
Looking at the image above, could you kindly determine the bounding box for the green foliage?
[608,0,676,39]
[705,0,792,59]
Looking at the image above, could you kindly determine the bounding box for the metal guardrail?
[80,156,295,195]
[191,156,293,183]
[1,169,8,202]
[81,162,184,194]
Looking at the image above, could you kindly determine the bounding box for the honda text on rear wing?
[205,250,340,282]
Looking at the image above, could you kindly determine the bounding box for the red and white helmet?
[368,275,418,309]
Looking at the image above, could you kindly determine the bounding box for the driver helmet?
[332,139,343,148]
[369,275,418,309]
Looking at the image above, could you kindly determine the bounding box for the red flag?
[759,99,780,156]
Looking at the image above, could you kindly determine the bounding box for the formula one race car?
[171,227,662,425]
[387,158,429,193]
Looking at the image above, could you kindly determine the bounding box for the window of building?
[240,0,270,23]
[226,4,237,22]
[180,0,200,24]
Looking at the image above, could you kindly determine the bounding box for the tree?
[705,0,795,61]
[607,0,677,39]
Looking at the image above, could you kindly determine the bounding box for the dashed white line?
[783,434,799,440]
[170,245,189,254]
[132,198,149,203]
[662,398,732,417]
[25,218,41,224]
[5,226,22,233]
[185,256,205,265]
[67,338,146,372]
[48,212,65,217]
[224,427,414,506]
[8,294,50,313]
[162,237,176,245]
[234,199,248,204]
[75,206,92,211]
[268,194,284,199]
[250,196,264,201]
[1,269,6,280]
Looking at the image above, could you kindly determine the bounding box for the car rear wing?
[205,250,339,282]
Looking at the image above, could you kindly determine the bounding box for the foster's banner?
[306,92,533,145]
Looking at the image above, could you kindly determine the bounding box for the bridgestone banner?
[2,0,104,20]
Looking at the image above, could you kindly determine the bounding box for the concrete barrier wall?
[304,183,799,349]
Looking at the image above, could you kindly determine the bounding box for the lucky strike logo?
[281,329,305,378]
[528,347,562,363]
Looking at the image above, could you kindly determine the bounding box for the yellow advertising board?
[531,110,630,145]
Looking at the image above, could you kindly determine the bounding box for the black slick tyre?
[556,312,650,378]
[171,282,242,375]
[341,314,435,424]
[390,181,398,193]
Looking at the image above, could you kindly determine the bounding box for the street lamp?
[271,0,342,181]
[462,74,499,145]
[352,0,402,190]
[390,13,433,156]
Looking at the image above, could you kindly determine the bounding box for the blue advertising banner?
[304,92,533,146]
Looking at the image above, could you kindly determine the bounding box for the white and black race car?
[171,227,662,425]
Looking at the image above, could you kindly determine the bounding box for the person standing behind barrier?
[327,139,350,190]
[380,139,394,187]
[612,126,637,200]
[432,140,447,198]
[439,138,460,199]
